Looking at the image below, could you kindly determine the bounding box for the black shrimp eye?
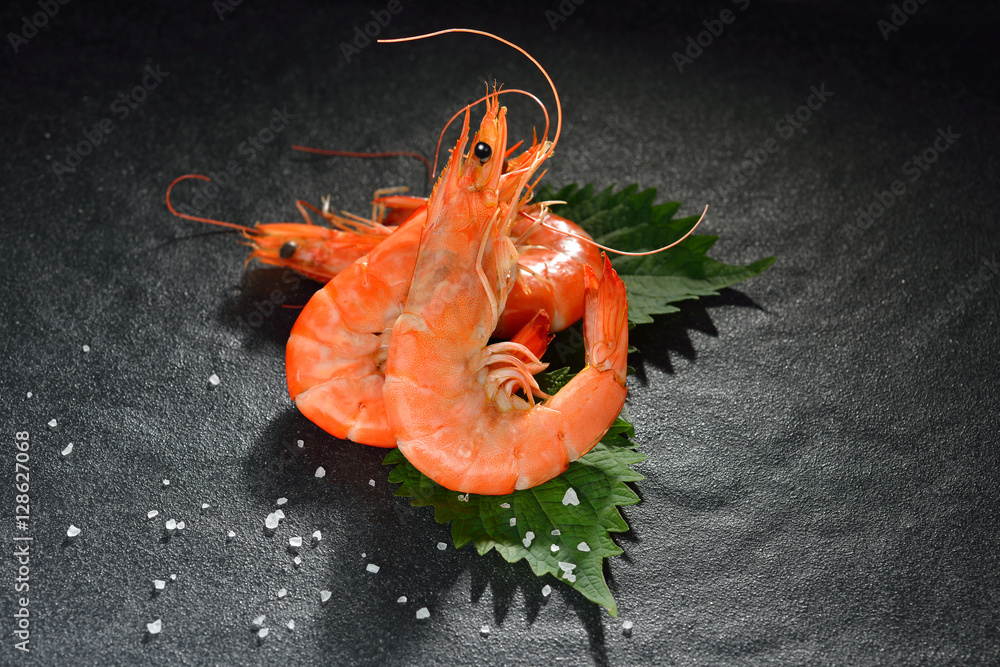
[279,241,297,259]
[473,142,492,163]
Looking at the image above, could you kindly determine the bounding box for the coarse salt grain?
[287,620,295,631]
[289,536,303,550]
[176,521,185,530]
[169,574,176,581]
[252,615,265,628]
[315,466,326,478]
[542,585,552,597]
[522,531,535,548]
[577,542,591,552]
[201,503,210,510]
[558,561,576,573]
[397,596,407,603]
[66,525,80,538]
[208,373,220,387]
[550,544,559,552]
[565,573,577,582]
[293,556,302,567]
[274,509,285,521]
[164,519,177,533]
[369,479,375,487]
[480,625,490,636]
[147,510,159,519]
[550,529,561,536]
[264,513,279,531]
[227,530,236,540]
[622,620,634,635]
[48,419,57,429]
[276,497,287,506]
[82,344,90,353]
[146,619,161,635]
[415,607,430,620]
[162,479,170,487]
[296,439,304,448]
[509,518,516,526]
[153,579,166,591]
[436,542,447,551]
[320,590,332,603]
[277,588,287,598]
[312,530,322,543]
[257,628,269,639]
[500,502,510,509]
[562,487,579,506]
[61,443,73,457]
[26,392,32,398]
[366,563,380,573]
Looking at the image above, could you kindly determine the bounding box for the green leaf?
[384,402,642,616]
[537,183,776,324]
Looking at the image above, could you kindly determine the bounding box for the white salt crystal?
[227,530,236,540]
[162,479,170,487]
[61,443,73,457]
[562,487,579,506]
[550,544,559,552]
[277,588,287,598]
[146,619,161,635]
[368,479,375,487]
[480,625,491,637]
[82,345,90,353]
[274,509,285,521]
[48,419,57,429]
[208,373,220,387]
[153,579,166,591]
[147,510,159,519]
[287,620,295,631]
[289,536,303,551]
[577,542,591,552]
[558,561,576,572]
[164,519,177,533]
[201,503,210,511]
[257,628,269,639]
[276,497,287,506]
[312,530,322,543]
[293,556,302,567]
[296,439,304,448]
[551,529,561,536]
[169,574,176,581]
[66,524,80,538]
[415,607,430,620]
[500,502,510,509]
[436,542,447,551]
[176,521,185,531]
[315,466,326,478]
[366,563,380,573]
[542,585,552,597]
[264,513,279,531]
[26,392,32,398]
[397,596,407,603]
[320,590,332,603]
[522,531,535,547]
[509,518,516,527]
[564,573,577,583]
[622,620,634,636]
[252,614,265,628]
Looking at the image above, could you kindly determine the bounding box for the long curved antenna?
[522,205,710,257]
[165,174,255,233]
[290,146,432,185]
[379,29,562,161]
[432,88,550,178]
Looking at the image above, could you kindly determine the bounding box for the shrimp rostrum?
[383,90,629,495]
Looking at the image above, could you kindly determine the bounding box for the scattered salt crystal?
[550,529,561,536]
[26,392,32,398]
[542,585,552,597]
[366,563,380,574]
[61,443,74,457]
[415,607,430,620]
[146,619,161,635]
[201,503,210,511]
[276,497,287,506]
[368,479,375,487]
[480,625,491,637]
[436,542,447,551]
[274,509,285,521]
[208,373,220,387]
[522,531,535,547]
[550,544,559,552]
[312,530,322,543]
[577,542,591,552]
[564,573,577,582]
[252,614,266,628]
[147,510,159,519]
[176,521,185,531]
[164,519,177,533]
[562,487,579,506]
[48,419,57,429]
[169,574,176,581]
[509,518,516,527]
[264,513,279,531]
[82,344,90,353]
[162,479,170,487]
[296,439,304,448]
[66,524,80,538]
[397,596,407,603]
[622,620,634,636]
[320,590,332,603]
[315,466,326,478]
[153,579,166,591]
[361,553,366,558]
[500,502,510,509]
[293,556,302,567]
[289,536,303,551]
[558,561,576,573]
[287,620,295,631]
[277,588,287,598]
[227,530,236,540]
[257,628,269,640]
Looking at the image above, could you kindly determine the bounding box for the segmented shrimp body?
[382,95,629,495]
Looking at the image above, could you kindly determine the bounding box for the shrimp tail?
[583,255,629,385]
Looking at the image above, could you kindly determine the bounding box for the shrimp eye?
[473,142,492,163]
[279,241,297,259]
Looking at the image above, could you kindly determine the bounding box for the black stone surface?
[2,1,999,665]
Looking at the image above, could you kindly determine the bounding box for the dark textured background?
[2,1,999,665]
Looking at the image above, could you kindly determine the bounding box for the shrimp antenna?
[432,88,550,178]
[525,205,710,257]
[290,146,433,185]
[379,29,562,160]
[165,174,255,233]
